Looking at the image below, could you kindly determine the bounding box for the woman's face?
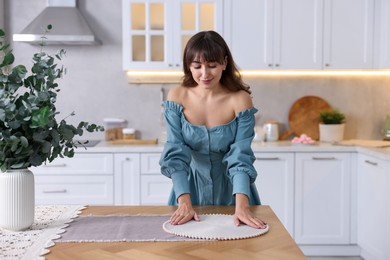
[189,56,226,89]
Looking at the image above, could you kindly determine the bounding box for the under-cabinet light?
[126,70,390,83]
[240,70,390,76]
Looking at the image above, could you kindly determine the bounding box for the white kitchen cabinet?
[114,153,171,205]
[140,153,172,205]
[225,0,374,70]
[322,0,374,69]
[253,152,294,235]
[294,152,352,244]
[226,0,323,70]
[35,175,114,205]
[377,0,390,68]
[122,0,223,70]
[33,153,115,205]
[357,153,390,260]
[114,153,141,205]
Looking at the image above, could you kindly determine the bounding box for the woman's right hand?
[169,194,200,225]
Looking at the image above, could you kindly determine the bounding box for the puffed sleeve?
[159,100,192,201]
[222,108,258,197]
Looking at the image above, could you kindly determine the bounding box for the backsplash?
[5,0,390,141]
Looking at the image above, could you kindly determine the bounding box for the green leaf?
[0,43,10,52]
[1,52,15,67]
[0,108,5,121]
[20,136,29,147]
[31,106,50,127]
[10,162,26,169]
[41,141,51,153]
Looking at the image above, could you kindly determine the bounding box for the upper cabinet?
[225,0,375,70]
[122,0,223,70]
[377,0,390,68]
[323,0,374,69]
[226,0,323,70]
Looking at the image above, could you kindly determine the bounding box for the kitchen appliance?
[13,0,100,45]
[383,114,390,140]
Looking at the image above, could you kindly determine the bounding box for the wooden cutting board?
[110,139,158,145]
[337,139,390,148]
[280,96,332,140]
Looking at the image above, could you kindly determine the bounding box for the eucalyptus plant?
[0,26,104,172]
[319,109,346,125]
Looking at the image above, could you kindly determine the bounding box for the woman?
[159,31,266,229]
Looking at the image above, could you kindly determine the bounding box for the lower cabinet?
[139,153,172,205]
[253,152,294,235]
[357,153,390,260]
[114,153,171,205]
[114,153,140,205]
[294,153,353,245]
[33,153,115,205]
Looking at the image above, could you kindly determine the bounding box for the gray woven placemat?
[56,215,197,242]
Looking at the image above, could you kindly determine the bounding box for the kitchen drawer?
[140,175,172,205]
[35,175,114,205]
[140,153,161,174]
[32,153,114,175]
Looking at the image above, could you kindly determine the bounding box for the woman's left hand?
[234,193,267,229]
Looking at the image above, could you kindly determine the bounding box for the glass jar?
[122,128,136,139]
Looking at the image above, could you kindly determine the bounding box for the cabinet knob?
[325,63,330,67]
[168,64,173,67]
[275,64,280,67]
[175,64,180,67]
[268,64,273,67]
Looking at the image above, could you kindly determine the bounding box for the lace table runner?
[0,205,85,260]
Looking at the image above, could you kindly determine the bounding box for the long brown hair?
[182,31,251,94]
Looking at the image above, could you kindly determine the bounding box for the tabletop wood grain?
[45,205,306,260]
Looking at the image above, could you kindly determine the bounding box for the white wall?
[4,0,390,141]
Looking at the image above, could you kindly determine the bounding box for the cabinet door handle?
[256,157,280,160]
[43,189,67,193]
[43,163,67,167]
[312,157,336,160]
[364,160,378,166]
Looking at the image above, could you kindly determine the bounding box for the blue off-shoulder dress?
[159,100,261,206]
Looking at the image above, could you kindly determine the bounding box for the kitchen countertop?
[45,205,306,260]
[76,139,390,161]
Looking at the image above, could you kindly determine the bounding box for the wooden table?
[46,206,306,260]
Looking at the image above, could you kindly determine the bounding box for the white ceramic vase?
[0,169,35,231]
[319,123,345,143]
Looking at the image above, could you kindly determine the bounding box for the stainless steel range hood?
[13,0,100,45]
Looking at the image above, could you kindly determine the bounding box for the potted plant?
[0,26,104,231]
[319,109,346,143]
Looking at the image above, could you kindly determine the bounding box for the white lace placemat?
[163,214,269,240]
[0,205,85,260]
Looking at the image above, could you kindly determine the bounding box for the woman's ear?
[224,56,228,69]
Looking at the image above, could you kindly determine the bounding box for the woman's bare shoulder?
[166,85,187,104]
[231,90,254,114]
